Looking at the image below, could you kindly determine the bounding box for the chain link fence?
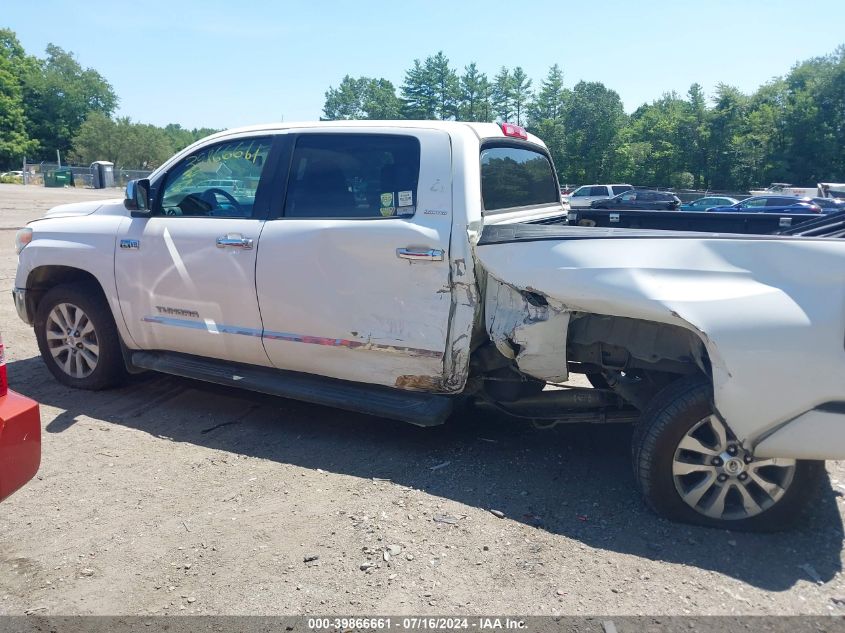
[21,161,152,189]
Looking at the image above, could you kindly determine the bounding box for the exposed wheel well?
[567,312,711,378]
[26,266,107,316]
[566,312,712,409]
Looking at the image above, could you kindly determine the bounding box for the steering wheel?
[204,188,243,214]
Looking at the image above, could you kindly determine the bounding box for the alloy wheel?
[672,415,796,520]
[45,302,100,379]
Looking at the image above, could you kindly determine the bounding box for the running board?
[130,351,454,427]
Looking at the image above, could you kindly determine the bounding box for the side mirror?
[124,179,151,214]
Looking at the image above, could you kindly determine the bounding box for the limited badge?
[398,190,413,206]
[380,192,394,208]
[380,206,396,217]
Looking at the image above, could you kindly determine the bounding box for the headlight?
[15,227,32,254]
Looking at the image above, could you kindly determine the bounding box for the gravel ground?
[1,183,844,616]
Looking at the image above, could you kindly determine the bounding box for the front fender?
[15,216,135,348]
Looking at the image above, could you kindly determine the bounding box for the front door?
[255,129,454,390]
[115,135,276,366]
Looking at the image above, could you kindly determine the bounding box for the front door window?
[158,137,272,218]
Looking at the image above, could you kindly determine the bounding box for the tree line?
[2,25,843,188]
[0,28,216,171]
[323,48,845,191]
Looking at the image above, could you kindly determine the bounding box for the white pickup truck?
[13,121,845,531]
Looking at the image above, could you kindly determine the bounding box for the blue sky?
[5,0,844,130]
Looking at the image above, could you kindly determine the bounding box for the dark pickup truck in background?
[566,207,822,234]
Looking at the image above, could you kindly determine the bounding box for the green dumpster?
[44,168,74,188]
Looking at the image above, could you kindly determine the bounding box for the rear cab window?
[283,134,420,219]
[480,144,559,212]
[611,185,632,195]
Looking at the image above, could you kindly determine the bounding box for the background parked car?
[707,195,822,214]
[590,189,681,210]
[565,183,633,208]
[0,333,40,502]
[0,171,23,184]
[680,196,738,211]
[811,197,845,213]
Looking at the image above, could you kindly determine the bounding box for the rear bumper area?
[754,403,845,460]
[12,288,34,326]
[0,390,41,502]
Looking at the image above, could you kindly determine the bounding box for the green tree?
[323,75,368,119]
[0,29,36,168]
[526,65,570,180]
[401,59,436,119]
[22,44,117,161]
[623,92,690,186]
[400,52,459,120]
[491,67,514,122]
[425,51,459,120]
[529,64,568,123]
[563,81,627,182]
[458,62,492,121]
[323,76,401,120]
[707,84,748,189]
[72,113,172,170]
[510,66,532,125]
[682,83,710,188]
[362,78,402,119]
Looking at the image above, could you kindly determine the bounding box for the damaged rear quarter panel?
[477,233,845,448]
[485,277,570,382]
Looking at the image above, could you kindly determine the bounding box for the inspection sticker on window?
[398,190,413,206]
[397,205,415,216]
[380,192,394,208]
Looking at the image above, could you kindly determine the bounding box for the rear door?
[589,185,611,206]
[255,129,454,390]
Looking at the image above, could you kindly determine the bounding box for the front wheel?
[34,283,127,390]
[632,377,824,531]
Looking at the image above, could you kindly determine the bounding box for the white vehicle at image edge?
[564,183,633,208]
[12,120,845,531]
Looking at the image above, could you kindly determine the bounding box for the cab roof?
[204,120,547,148]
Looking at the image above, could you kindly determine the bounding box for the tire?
[632,376,824,531]
[34,282,127,390]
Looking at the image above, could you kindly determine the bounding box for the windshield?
[480,145,559,212]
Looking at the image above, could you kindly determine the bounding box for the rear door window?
[590,186,609,196]
[480,145,559,211]
[767,197,796,206]
[283,134,420,218]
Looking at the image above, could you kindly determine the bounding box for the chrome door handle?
[216,235,254,249]
[396,248,444,261]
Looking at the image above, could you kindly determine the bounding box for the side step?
[130,351,454,427]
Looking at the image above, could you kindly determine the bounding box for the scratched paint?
[142,315,443,359]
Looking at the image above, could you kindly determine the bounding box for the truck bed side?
[476,223,845,451]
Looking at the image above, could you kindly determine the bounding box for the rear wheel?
[35,283,127,390]
[633,377,824,531]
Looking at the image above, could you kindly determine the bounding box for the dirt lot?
[1,183,845,616]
